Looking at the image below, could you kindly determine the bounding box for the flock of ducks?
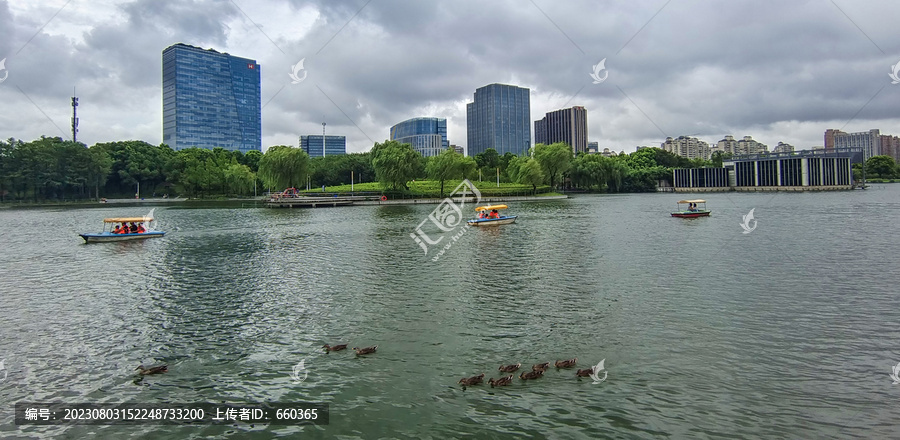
[323,344,377,355]
[136,346,600,389]
[458,358,599,388]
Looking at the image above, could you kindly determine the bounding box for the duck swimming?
[323,344,348,352]
[519,370,544,380]
[353,346,377,355]
[489,375,514,387]
[135,365,167,375]
[532,362,550,372]
[458,373,485,386]
[499,363,521,373]
[555,358,577,368]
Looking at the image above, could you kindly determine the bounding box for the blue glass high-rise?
[389,117,448,157]
[300,135,346,157]
[162,43,261,153]
[466,84,531,156]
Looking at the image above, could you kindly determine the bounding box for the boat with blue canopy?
[467,204,518,226]
[79,216,165,243]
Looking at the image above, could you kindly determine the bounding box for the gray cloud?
[2,0,899,153]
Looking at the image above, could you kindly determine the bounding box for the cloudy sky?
[1,0,898,154]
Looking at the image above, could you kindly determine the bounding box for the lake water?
[1,186,899,439]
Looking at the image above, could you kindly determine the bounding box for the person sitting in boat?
[688,203,696,212]
[129,222,139,233]
[136,223,146,233]
[112,224,124,234]
[488,209,500,219]
[118,223,129,233]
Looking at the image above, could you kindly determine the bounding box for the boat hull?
[466,216,517,226]
[671,211,711,218]
[80,232,166,243]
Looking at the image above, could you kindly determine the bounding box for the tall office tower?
[534,106,588,154]
[466,83,531,156]
[162,43,261,153]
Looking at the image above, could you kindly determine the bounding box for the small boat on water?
[671,199,711,218]
[467,204,517,226]
[79,217,165,243]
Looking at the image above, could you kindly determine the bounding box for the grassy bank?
[300,180,554,198]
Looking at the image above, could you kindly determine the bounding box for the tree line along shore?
[2,136,896,203]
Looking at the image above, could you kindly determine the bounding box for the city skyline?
[1,1,899,154]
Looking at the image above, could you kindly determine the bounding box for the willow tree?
[257,145,310,191]
[371,140,424,191]
[533,142,573,189]
[426,148,466,197]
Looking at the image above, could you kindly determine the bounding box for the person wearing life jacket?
[129,222,139,233]
[136,223,146,233]
[489,209,500,219]
[112,224,123,234]
[119,223,129,234]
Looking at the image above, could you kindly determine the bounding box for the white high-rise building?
[661,136,711,160]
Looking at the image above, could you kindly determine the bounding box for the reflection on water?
[1,186,899,438]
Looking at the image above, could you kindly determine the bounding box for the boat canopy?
[677,200,706,204]
[474,204,508,212]
[103,217,153,223]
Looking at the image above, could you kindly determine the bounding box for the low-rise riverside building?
[672,148,862,191]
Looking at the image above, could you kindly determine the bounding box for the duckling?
[532,362,550,372]
[323,344,348,352]
[499,363,521,373]
[555,358,577,369]
[519,370,544,380]
[352,346,377,355]
[575,368,593,377]
[135,365,167,375]
[489,375,514,387]
[458,373,485,386]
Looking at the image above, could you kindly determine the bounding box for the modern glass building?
[300,135,346,157]
[162,43,261,153]
[389,117,448,157]
[534,106,588,154]
[466,83,531,156]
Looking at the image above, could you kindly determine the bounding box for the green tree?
[627,148,657,169]
[498,152,518,182]
[371,140,424,191]
[866,155,896,178]
[514,157,545,193]
[533,142,573,188]
[224,163,256,196]
[426,148,467,197]
[257,146,310,191]
[710,150,731,168]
